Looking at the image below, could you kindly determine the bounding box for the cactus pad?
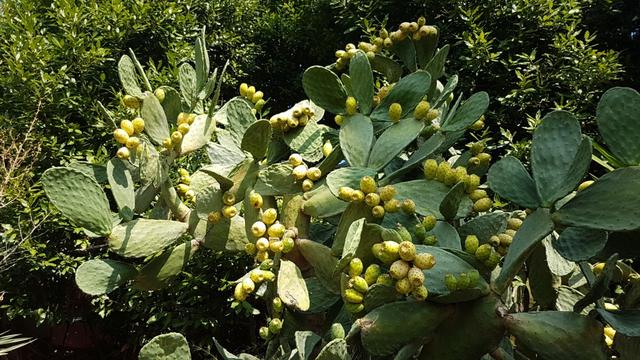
[75,259,137,296]
[554,227,608,261]
[302,185,348,218]
[349,51,374,114]
[283,120,325,162]
[439,182,466,220]
[368,118,425,171]
[596,87,640,165]
[135,241,195,290]
[159,86,181,124]
[295,331,322,360]
[141,92,171,145]
[370,54,402,83]
[597,309,640,337]
[393,179,472,219]
[370,71,431,122]
[109,219,188,258]
[315,338,350,360]
[138,332,191,360]
[107,158,135,218]
[302,66,348,114]
[118,55,142,96]
[180,114,216,155]
[340,114,374,167]
[325,167,377,198]
[204,215,248,251]
[458,212,509,244]
[277,260,310,311]
[487,156,540,208]
[440,92,489,132]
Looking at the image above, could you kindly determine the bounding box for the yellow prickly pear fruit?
[376,273,394,286]
[132,117,145,134]
[378,185,396,202]
[288,153,303,167]
[372,205,385,218]
[470,117,485,130]
[407,266,425,287]
[350,190,365,202]
[178,123,190,135]
[177,112,189,125]
[469,189,487,202]
[242,277,256,293]
[252,91,264,104]
[422,215,437,231]
[444,274,457,291]
[269,240,284,253]
[444,167,458,186]
[120,120,135,136]
[435,161,450,183]
[222,205,238,218]
[335,114,344,126]
[245,243,257,256]
[268,222,286,238]
[306,167,322,181]
[488,235,500,247]
[176,184,189,195]
[171,131,183,144]
[399,22,412,33]
[507,218,523,231]
[254,99,266,111]
[345,96,358,115]
[457,272,471,289]
[234,283,247,301]
[417,16,426,27]
[208,211,222,224]
[477,152,492,165]
[282,237,295,253]
[498,233,513,246]
[125,136,140,149]
[422,159,438,181]
[292,165,308,180]
[330,323,345,340]
[414,253,436,270]
[123,95,140,109]
[395,277,413,295]
[453,166,468,183]
[251,221,267,238]
[384,198,400,213]
[350,276,369,293]
[475,244,492,261]
[408,22,419,32]
[260,259,274,270]
[162,137,173,150]
[349,258,364,277]
[413,285,429,301]
[302,179,314,192]
[398,241,416,262]
[246,86,256,100]
[401,199,416,214]
[338,186,354,201]
[272,297,284,313]
[262,208,278,225]
[178,168,189,176]
[344,289,364,303]
[593,262,605,275]
[114,128,129,144]
[322,141,333,157]
[259,326,270,340]
[184,190,195,201]
[335,49,347,58]
[389,103,402,122]
[505,229,517,237]
[249,191,263,209]
[255,237,269,252]
[250,269,265,283]
[389,260,410,280]
[578,180,594,191]
[360,176,377,194]
[414,101,431,120]
[383,37,393,48]
[364,264,382,285]
[365,192,381,207]
[383,239,401,256]
[345,302,365,314]
[222,191,236,206]
[465,174,481,193]
[426,109,440,121]
[468,157,481,166]
[154,88,165,103]
[465,235,480,254]
[256,250,270,263]
[239,83,249,97]
[468,270,480,287]
[496,246,508,256]
[116,147,130,160]
[473,197,493,212]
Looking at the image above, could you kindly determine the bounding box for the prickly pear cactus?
[42,17,640,360]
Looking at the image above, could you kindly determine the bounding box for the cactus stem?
[161,180,191,222]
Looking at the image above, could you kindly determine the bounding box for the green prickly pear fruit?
[269,318,283,334]
[444,274,457,292]
[234,283,247,301]
[504,229,517,237]
[162,137,172,150]
[469,189,487,202]
[349,258,364,277]
[154,88,165,103]
[488,235,500,247]
[401,199,416,214]
[507,218,523,230]
[345,302,365,314]
[288,153,303,167]
[382,228,403,243]
[414,101,431,120]
[389,260,410,280]
[470,141,485,155]
[245,243,257,256]
[425,109,440,122]
[292,164,308,180]
[389,103,402,122]
[259,326,270,340]
[350,190,365,202]
[120,119,135,136]
[208,211,222,224]
[335,114,344,126]
[268,222,286,238]
[444,167,458,186]
[423,235,438,246]
[435,161,450,183]
[407,266,425,287]
[365,192,381,207]
[114,128,129,144]
[477,152,492,165]
[417,16,426,27]
[360,176,377,194]
[307,167,322,181]
[330,323,345,339]
[498,233,513,246]
[273,297,283,313]
[398,241,416,262]
[254,99,266,111]
[222,191,236,206]
[260,259,274,270]
[484,251,501,270]
[457,273,470,289]
[123,95,140,109]
[465,174,481,193]
[345,289,364,303]
[423,159,438,179]
[470,116,485,130]
[473,198,492,212]
[261,208,277,225]
[413,285,429,301]
[395,277,413,295]
[396,225,412,243]
[415,224,427,242]
[301,179,314,192]
[465,235,480,254]
[468,157,480,166]
[414,253,436,270]
[222,205,238,218]
[364,264,382,285]
[372,205,385,218]
[256,237,269,252]
[475,244,492,261]
[376,273,394,286]
[346,96,358,115]
[171,131,183,144]
[242,277,256,293]
[378,185,396,201]
[454,166,468,183]
[338,186,354,201]
[468,270,480,287]
[178,123,190,135]
[282,237,295,253]
[422,215,437,231]
[383,198,400,213]
[350,276,369,293]
[578,180,594,191]
[125,136,140,149]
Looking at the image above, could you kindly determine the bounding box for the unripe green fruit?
[477,152,492,165]
[260,259,273,271]
[259,326,270,340]
[292,165,307,180]
[307,167,322,181]
[465,174,481,193]
[378,185,396,201]
[414,101,431,119]
[349,258,364,277]
[120,120,135,136]
[245,243,257,256]
[178,123,190,135]
[496,246,508,256]
[282,237,295,253]
[242,277,256,293]
[475,244,492,261]
[330,323,345,339]
[417,16,426,26]
[470,119,485,130]
[395,277,413,295]
[498,233,513,246]
[398,241,417,262]
[346,96,357,115]
[335,114,344,126]
[473,197,493,212]
[444,274,457,291]
[262,270,276,282]
[350,276,369,293]
[372,205,385,218]
[345,302,365,314]
[125,136,140,149]
[268,222,286,238]
[116,147,130,160]
[469,189,487,202]
[376,273,394,286]
[504,229,517,237]
[302,179,314,192]
[222,191,236,206]
[578,180,594,191]
[364,264,382,285]
[171,131,183,144]
[262,208,278,225]
[444,167,458,186]
[468,270,480,287]
[255,99,266,111]
[414,253,436,270]
[396,225,412,243]
[401,199,416,214]
[468,157,481,166]
[485,251,501,269]
[256,237,269,252]
[345,288,364,303]
[162,138,173,150]
[465,235,480,254]
[457,272,470,289]
[322,141,333,157]
[507,218,523,230]
[423,234,438,246]
[114,128,129,144]
[488,235,500,247]
[422,215,437,231]
[454,166,468,183]
[435,161,451,183]
[208,211,222,224]
[234,283,247,301]
[222,205,238,218]
[360,176,377,194]
[413,285,429,301]
[123,95,140,109]
[426,109,440,121]
[415,224,427,242]
[132,117,145,134]
[350,190,365,202]
[389,259,410,280]
[380,28,389,39]
[364,192,381,207]
[389,103,402,122]
[470,142,485,155]
[407,266,425,287]
[423,159,438,179]
[384,198,400,213]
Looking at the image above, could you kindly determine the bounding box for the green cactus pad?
[315,338,350,360]
[393,179,472,219]
[297,239,340,294]
[212,338,255,360]
[433,75,458,108]
[325,167,377,198]
[284,121,325,163]
[487,156,540,209]
[138,332,191,360]
[368,118,425,171]
[415,28,440,69]
[548,136,592,202]
[75,259,137,296]
[332,202,374,256]
[356,223,386,264]
[370,54,402,83]
[69,161,108,184]
[277,260,310,311]
[440,92,489,132]
[504,311,607,360]
[349,50,374,114]
[358,301,452,356]
[531,111,585,206]
[597,309,640,336]
[179,63,198,109]
[363,284,401,312]
[317,143,344,176]
[118,55,142,96]
[493,208,554,294]
[554,227,608,261]
[240,120,271,160]
[391,38,417,72]
[387,132,445,181]
[41,167,113,236]
[206,143,245,174]
[295,331,322,360]
[417,245,490,302]
[227,159,259,203]
[340,73,353,96]
[302,185,348,218]
[552,166,640,231]
[458,212,509,244]
[371,71,431,122]
[341,218,365,260]
[340,114,374,167]
[305,277,340,313]
[195,187,223,219]
[107,158,135,217]
[135,240,195,290]
[141,92,171,145]
[203,215,248,251]
[194,36,209,89]
[159,86,181,124]
[302,66,348,114]
[424,45,449,91]
[180,114,216,155]
[427,221,461,249]
[216,98,256,146]
[527,245,557,308]
[596,87,640,165]
[199,166,234,191]
[439,182,466,220]
[108,219,188,258]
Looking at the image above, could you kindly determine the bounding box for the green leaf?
[302,66,348,114]
[305,277,340,313]
[107,158,135,217]
[393,179,472,219]
[203,216,248,252]
[138,332,191,360]
[440,92,489,132]
[159,86,182,124]
[487,156,540,208]
[135,241,195,290]
[315,338,350,360]
[228,159,260,202]
[277,260,310,311]
[458,212,509,244]
[424,45,449,87]
[494,209,555,293]
[552,167,640,231]
[297,239,340,294]
[527,244,558,308]
[284,119,325,162]
[179,63,198,109]
[428,221,461,249]
[370,54,402,83]
[340,114,374,167]
[368,118,425,171]
[118,55,141,96]
[391,38,416,72]
[75,259,137,296]
[295,331,322,360]
[325,167,377,198]
[371,71,431,122]
[141,93,171,145]
[597,309,640,336]
[439,182,466,221]
[206,143,245,174]
[363,284,400,312]
[241,120,271,159]
[108,219,188,258]
[41,167,113,236]
[554,227,608,261]
[596,87,640,165]
[349,50,374,114]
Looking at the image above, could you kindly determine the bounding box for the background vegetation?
[0,0,637,358]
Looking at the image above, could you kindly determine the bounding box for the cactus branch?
[128,48,153,92]
[160,180,191,222]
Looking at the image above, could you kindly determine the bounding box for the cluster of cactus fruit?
[41,18,640,360]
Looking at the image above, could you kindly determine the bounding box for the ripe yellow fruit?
[132,117,145,134]
[242,278,255,293]
[465,235,480,254]
[120,120,135,136]
[349,258,364,277]
[154,88,165,103]
[489,235,500,247]
[350,190,365,202]
[252,91,264,103]
[251,221,267,238]
[208,211,222,224]
[282,237,295,253]
[244,243,257,256]
[268,223,286,238]
[426,109,440,121]
[344,289,364,304]
[335,114,344,126]
[473,198,493,212]
[364,264,382,285]
[389,259,410,279]
[360,176,377,194]
[338,186,354,201]
[256,238,269,252]
[469,189,488,202]
[578,180,594,191]
[322,141,333,157]
[262,208,278,225]
[414,253,436,270]
[399,22,412,33]
[222,205,238,218]
[223,191,236,206]
[288,153,303,167]
[249,191,263,209]
[423,159,438,179]
[379,185,396,202]
[389,103,402,122]
[401,199,416,214]
[162,138,173,150]
[371,205,385,218]
[114,129,129,144]
[435,161,451,183]
[364,193,381,207]
[465,174,481,193]
[125,136,141,149]
[269,240,284,253]
[239,83,249,97]
[477,152,492,165]
[507,218,523,230]
[178,123,190,135]
[116,147,130,160]
[346,96,357,115]
[350,276,369,293]
[408,266,425,287]
[383,198,401,213]
[122,95,140,109]
[398,241,416,262]
[292,165,308,180]
[234,283,247,301]
[302,179,314,192]
[307,167,322,181]
[246,85,256,100]
[395,277,413,295]
[414,101,431,120]
[171,131,183,144]
[413,285,429,301]
[498,233,513,246]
